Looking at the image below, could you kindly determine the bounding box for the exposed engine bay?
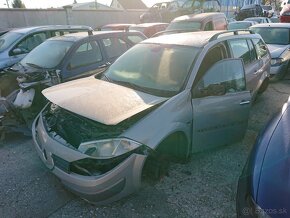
[43,103,156,148]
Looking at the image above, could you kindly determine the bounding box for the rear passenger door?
[228,39,262,94]
[62,39,107,81]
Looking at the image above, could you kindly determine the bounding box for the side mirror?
[12,48,23,55]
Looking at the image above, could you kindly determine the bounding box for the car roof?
[10,25,91,34]
[230,21,256,24]
[102,23,134,28]
[251,23,290,28]
[245,17,265,20]
[172,12,225,22]
[141,30,260,47]
[47,30,143,42]
[132,23,168,27]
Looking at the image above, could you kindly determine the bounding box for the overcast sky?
[0,0,166,8]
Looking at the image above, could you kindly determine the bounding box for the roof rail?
[209,29,255,42]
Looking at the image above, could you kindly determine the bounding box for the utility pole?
[6,0,10,8]
[95,0,98,9]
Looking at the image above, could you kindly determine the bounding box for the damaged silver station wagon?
[32,30,270,204]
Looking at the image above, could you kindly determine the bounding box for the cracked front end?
[32,104,149,204]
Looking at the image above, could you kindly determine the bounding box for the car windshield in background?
[20,40,73,69]
[245,18,262,23]
[0,32,23,53]
[251,27,290,45]
[104,43,199,97]
[228,22,252,30]
[129,26,146,33]
[166,21,201,31]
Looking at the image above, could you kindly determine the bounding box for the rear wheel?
[258,77,269,94]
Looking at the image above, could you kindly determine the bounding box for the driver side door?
[191,59,251,152]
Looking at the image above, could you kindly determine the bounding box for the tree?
[12,0,26,8]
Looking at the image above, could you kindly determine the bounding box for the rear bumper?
[32,113,147,204]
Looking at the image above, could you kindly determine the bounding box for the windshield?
[20,40,73,69]
[166,21,201,31]
[103,43,199,97]
[251,27,290,45]
[228,22,252,30]
[0,32,23,53]
[129,26,146,33]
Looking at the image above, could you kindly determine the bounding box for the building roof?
[113,0,147,9]
[64,1,112,10]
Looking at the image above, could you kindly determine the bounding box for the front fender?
[122,90,193,150]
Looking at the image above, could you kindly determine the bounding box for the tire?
[258,77,269,94]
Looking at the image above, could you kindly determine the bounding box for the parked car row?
[0,10,289,214]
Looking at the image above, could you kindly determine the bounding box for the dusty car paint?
[33,30,270,204]
[42,77,168,125]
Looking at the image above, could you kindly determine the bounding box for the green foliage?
[12,0,26,8]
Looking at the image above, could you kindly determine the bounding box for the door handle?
[240,100,251,105]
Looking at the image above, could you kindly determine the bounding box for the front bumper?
[32,113,147,204]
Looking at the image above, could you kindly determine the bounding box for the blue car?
[237,98,290,217]
[0,25,92,71]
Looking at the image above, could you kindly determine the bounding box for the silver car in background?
[33,30,270,204]
[251,23,290,80]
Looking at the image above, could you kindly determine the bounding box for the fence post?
[63,5,73,25]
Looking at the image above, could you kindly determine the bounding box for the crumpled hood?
[267,44,288,59]
[42,76,168,125]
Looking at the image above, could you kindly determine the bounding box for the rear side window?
[252,38,267,58]
[247,39,257,62]
[69,41,103,69]
[102,38,128,59]
[204,22,213,31]
[228,39,251,65]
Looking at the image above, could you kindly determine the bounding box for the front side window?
[193,59,246,98]
[104,43,200,97]
[252,38,268,58]
[0,32,23,53]
[14,32,47,55]
[69,41,103,69]
[20,40,73,69]
[102,38,128,59]
[228,39,252,65]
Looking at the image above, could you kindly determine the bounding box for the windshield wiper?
[111,80,176,97]
[26,62,43,69]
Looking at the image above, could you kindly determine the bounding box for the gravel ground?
[1,79,290,218]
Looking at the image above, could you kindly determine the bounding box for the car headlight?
[271,58,284,66]
[78,138,142,158]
